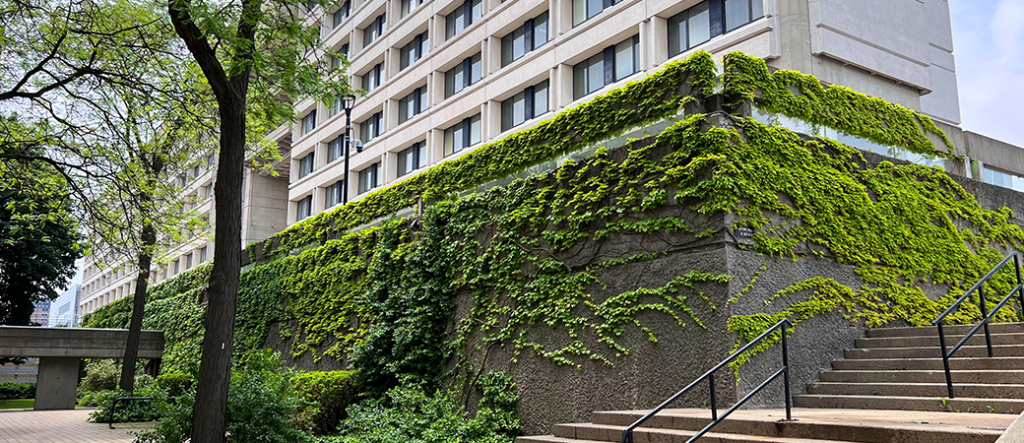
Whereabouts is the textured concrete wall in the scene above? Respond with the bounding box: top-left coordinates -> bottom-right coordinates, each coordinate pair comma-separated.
34,357 -> 79,410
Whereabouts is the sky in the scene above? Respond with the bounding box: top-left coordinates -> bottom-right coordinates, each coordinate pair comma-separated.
950,0 -> 1024,147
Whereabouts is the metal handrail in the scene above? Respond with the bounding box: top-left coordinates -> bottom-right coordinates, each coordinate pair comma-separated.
620,319 -> 793,443
108,396 -> 154,429
933,251 -> 1024,398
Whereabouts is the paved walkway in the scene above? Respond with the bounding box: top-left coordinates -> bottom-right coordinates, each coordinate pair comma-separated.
0,408 -> 150,442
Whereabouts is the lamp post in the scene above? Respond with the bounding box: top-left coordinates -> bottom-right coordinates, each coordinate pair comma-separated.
342,94 -> 357,204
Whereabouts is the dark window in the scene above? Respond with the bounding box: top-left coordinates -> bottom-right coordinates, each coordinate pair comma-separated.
501,80 -> 549,132
725,0 -> 762,32
361,62 -> 384,92
400,32 -> 429,70
331,44 -> 349,69
401,0 -> 426,17
443,114 -> 482,156
200,246 -> 208,263
573,0 -> 620,26
302,110 -> 317,134
668,0 -> 760,56
501,12 -> 549,67
328,136 -> 344,162
358,163 -> 380,193
363,13 -> 387,46
360,111 -> 384,143
186,253 -> 193,269
298,152 -> 315,178
333,1 -> 350,27
297,195 -> 313,220
325,180 -> 346,207
397,142 -> 427,177
398,86 -> 429,124
572,35 -> 639,100
445,0 -> 483,40
444,53 -> 482,98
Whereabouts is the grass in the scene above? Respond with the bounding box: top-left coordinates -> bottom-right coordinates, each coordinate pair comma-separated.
0,399 -> 34,410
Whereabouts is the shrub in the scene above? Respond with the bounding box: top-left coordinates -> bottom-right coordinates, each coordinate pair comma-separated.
88,385 -> 167,423
155,373 -> 194,398
136,350 -> 314,443
0,382 -> 35,400
292,371 -> 362,435
335,372 -> 520,443
81,359 -> 120,392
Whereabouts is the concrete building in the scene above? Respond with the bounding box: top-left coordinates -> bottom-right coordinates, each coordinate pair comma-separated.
274,0 -> 968,224
28,301 -> 49,326
80,156 -> 290,315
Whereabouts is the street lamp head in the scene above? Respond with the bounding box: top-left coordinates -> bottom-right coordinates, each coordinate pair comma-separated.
342,94 -> 357,112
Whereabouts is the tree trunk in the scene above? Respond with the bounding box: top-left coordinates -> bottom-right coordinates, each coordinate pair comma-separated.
119,220 -> 156,393
190,99 -> 246,443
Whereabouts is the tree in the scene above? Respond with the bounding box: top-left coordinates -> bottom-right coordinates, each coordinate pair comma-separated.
0,0 -> 213,391
0,156 -> 82,326
165,0 -> 348,439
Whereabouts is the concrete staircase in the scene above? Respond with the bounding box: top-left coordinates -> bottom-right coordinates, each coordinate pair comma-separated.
795,322 -> 1024,414
518,323 -> 1024,443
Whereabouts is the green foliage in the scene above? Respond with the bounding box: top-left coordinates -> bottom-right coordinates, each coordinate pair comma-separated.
0,382 -> 35,400
137,350 -> 314,443
155,373 -> 195,398
351,206 -> 455,392
81,360 -> 122,392
333,372 -> 520,443
721,52 -> 954,157
0,160 -> 82,325
292,371 -> 363,435
251,51 -> 719,259
88,385 -> 166,423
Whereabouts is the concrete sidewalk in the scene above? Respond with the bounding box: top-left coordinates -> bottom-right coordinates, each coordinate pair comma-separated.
0,408 -> 150,442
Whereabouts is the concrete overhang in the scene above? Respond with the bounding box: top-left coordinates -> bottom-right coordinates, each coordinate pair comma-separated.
0,326 -> 165,359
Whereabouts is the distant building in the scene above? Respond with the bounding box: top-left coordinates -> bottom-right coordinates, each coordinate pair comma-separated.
0,358 -> 38,383
48,284 -> 81,328
29,301 -> 49,326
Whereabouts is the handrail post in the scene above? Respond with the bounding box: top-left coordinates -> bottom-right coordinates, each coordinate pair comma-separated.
709,373 -> 717,421
979,285 -> 993,357
781,323 -> 792,421
937,324 -> 954,399
1016,254 -> 1023,321
108,398 -> 118,429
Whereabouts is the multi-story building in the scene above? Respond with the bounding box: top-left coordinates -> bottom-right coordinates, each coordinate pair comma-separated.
48,284 -> 81,327
80,156 -> 290,315
276,0 -> 964,223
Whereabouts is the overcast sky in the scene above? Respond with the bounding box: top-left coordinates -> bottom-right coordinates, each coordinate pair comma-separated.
950,0 -> 1024,147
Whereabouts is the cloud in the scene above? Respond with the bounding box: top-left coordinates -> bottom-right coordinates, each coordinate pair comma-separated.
952,0 -> 1024,147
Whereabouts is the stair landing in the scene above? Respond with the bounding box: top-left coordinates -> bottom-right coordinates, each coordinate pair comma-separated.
519,408 -> 1016,443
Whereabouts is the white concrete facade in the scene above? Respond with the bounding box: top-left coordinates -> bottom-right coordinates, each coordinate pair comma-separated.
278,0 -> 961,225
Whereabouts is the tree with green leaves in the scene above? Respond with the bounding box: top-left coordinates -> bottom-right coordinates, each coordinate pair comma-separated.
165,0 -> 349,439
0,0 -> 213,392
0,156 -> 82,326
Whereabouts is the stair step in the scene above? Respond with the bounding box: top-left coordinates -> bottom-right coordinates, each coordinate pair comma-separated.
856,333 -> 1024,349
819,370 -> 1024,385
517,437 -> 609,443
806,382 -> 1024,399
866,323 -> 1024,338
552,422 -> 859,443
845,345 -> 1024,359
793,394 -> 1024,414
585,409 -> 1010,443
832,357 -> 1024,371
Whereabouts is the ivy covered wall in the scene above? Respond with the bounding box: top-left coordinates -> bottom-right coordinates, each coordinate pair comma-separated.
83,52 -> 1024,433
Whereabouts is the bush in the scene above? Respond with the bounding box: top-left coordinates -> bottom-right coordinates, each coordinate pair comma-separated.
136,350 -> 314,443
292,371 -> 362,435
335,372 -> 520,443
0,382 -> 35,400
81,360 -> 120,392
155,373 -> 194,398
88,385 -> 167,423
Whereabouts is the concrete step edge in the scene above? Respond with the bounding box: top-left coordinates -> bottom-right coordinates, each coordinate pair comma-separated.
555,422 -> 867,443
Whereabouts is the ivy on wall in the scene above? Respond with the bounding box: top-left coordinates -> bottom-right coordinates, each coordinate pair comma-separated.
85,50 -> 1023,382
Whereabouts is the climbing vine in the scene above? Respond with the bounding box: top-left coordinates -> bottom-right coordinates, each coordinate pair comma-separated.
85,51 -> 1024,384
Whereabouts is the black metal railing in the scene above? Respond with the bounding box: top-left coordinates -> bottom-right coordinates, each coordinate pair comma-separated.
933,251 -> 1024,399
107,396 -> 154,429
620,319 -> 793,443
